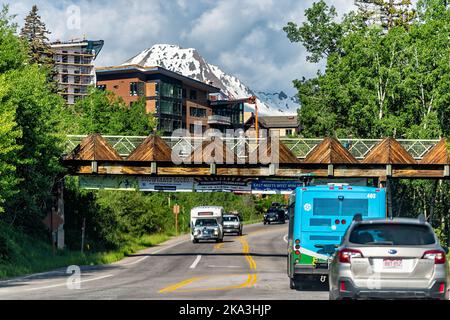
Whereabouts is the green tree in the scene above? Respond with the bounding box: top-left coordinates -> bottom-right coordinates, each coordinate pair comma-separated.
0,5 -> 27,73
69,88 -> 156,136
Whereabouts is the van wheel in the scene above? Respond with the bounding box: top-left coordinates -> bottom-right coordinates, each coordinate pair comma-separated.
193,239 -> 198,244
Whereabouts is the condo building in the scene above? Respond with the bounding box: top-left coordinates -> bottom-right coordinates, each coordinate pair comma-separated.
96,65 -> 245,135
51,39 -> 104,105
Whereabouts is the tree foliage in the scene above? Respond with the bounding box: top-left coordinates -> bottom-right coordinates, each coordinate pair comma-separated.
285,0 -> 450,139
68,88 -> 157,136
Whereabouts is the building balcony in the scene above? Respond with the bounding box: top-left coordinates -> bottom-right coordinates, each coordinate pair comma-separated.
208,115 -> 232,126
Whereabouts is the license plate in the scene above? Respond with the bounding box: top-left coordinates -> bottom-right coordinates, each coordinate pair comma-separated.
383,259 -> 403,269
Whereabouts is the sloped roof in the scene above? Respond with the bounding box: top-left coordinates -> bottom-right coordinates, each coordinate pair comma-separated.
304,137 -> 359,164
64,134 -> 122,161
420,138 -> 450,165
362,138 -> 417,165
249,139 -> 300,164
127,135 -> 174,162
188,137 -> 237,164
245,115 -> 299,129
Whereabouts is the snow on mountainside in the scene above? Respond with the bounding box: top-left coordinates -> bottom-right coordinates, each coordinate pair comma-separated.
122,44 -> 299,116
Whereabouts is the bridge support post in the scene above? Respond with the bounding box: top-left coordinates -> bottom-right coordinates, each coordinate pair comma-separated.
210,163 -> 217,175
151,162 -> 157,175
327,164 -> 334,177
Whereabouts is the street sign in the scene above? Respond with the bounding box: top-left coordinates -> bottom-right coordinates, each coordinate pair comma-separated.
194,177 -> 252,193
42,212 -> 64,231
79,176 -> 138,190
173,204 -> 180,215
251,180 -> 303,194
139,177 -> 194,192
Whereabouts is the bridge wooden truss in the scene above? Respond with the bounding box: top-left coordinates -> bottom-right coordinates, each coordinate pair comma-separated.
63,134 -> 450,181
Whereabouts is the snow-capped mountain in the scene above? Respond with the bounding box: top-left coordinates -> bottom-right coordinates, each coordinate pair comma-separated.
122,44 -> 299,116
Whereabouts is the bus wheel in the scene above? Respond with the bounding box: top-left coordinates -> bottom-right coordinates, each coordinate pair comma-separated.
290,278 -> 296,290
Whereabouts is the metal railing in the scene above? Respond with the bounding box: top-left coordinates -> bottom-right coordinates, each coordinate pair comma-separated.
65,135 -> 440,160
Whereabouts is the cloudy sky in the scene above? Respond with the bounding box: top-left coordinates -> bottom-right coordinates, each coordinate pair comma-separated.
5,0 -> 356,95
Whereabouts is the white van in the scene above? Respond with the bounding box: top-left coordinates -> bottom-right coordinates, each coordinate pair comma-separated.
190,206 -> 224,243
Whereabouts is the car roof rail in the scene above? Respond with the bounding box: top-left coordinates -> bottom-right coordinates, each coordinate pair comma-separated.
418,214 -> 426,223
353,214 -> 363,222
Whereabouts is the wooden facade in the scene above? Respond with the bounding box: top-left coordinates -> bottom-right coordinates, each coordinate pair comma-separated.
62,135 -> 450,180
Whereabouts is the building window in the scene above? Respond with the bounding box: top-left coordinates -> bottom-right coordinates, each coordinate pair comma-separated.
182,88 -> 187,99
190,107 -> 207,118
97,84 -> 106,91
130,82 -> 139,96
74,76 -> 80,84
74,56 -> 81,64
286,129 -> 293,136
189,90 -> 197,100
62,56 -> 68,63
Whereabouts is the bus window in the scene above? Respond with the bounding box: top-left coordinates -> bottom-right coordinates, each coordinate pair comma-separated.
342,199 -> 368,216
313,198 -> 340,216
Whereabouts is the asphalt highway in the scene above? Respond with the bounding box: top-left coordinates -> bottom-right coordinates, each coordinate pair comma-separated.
0,223 -> 328,300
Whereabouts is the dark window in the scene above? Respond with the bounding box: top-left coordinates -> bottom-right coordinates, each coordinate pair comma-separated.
62,75 -> 69,83
349,224 -> 436,246
74,76 -> 80,84
310,235 -> 340,241
190,107 -> 207,118
189,89 -> 197,100
74,56 -> 81,64
97,85 -> 106,91
182,88 -> 187,98
313,199 -> 340,216
130,82 -> 139,96
309,219 -> 331,227
342,199 -> 368,217
62,56 -> 68,63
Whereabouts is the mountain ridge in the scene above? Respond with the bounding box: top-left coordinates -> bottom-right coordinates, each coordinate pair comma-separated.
122,44 -> 299,116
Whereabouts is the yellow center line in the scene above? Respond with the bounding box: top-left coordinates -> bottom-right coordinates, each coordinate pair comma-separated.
158,235 -> 258,294
214,243 -> 224,250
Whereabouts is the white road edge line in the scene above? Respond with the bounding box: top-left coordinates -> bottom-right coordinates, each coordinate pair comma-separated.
190,255 -> 202,269
283,234 -> 288,243
24,274 -> 114,292
122,239 -> 188,266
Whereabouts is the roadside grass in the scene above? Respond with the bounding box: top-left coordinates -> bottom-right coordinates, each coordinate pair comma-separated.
0,222 -> 175,280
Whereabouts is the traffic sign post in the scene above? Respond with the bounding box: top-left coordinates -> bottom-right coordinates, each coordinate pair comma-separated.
173,204 -> 180,236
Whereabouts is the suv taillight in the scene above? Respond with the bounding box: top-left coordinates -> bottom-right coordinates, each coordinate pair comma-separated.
422,250 -> 446,264
339,249 -> 363,263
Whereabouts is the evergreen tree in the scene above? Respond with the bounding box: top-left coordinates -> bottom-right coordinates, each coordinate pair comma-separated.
19,5 -> 56,86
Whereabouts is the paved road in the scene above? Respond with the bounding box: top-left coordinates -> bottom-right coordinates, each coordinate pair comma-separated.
0,223 -> 328,300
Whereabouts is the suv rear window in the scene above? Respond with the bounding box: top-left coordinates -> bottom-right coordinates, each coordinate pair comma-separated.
349,224 -> 436,245
224,216 -> 238,222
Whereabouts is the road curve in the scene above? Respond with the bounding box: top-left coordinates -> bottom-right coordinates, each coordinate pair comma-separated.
0,223 -> 328,300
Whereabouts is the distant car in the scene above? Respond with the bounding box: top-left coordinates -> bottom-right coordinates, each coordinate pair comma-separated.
263,208 -> 286,225
223,215 -> 243,236
329,218 -> 450,300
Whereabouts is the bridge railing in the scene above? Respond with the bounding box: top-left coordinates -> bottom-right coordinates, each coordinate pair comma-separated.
65,135 -> 440,160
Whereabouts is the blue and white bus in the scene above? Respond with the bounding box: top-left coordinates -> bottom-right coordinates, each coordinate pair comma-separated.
287,184 -> 386,289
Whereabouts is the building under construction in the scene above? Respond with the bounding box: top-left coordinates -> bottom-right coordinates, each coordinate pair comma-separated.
51,39 -> 104,105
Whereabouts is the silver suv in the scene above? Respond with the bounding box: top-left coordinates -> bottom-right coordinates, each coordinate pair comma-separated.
223,215 -> 243,236
329,218 -> 449,300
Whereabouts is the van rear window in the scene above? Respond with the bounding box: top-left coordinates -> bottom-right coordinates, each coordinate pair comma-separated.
349,224 -> 436,245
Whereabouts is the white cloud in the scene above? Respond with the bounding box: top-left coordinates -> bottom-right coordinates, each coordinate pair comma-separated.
5,0 -> 356,94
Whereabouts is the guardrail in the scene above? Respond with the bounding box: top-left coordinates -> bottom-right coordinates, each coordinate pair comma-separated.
65,135 -> 440,160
